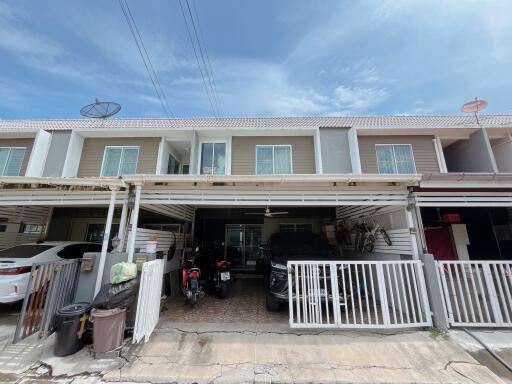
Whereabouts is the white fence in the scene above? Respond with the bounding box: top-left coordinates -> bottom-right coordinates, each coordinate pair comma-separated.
288,260 -> 431,329
133,259 -> 164,343
437,260 -> 512,327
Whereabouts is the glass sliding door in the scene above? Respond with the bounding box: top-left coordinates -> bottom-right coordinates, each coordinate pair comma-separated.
225,224 -> 262,270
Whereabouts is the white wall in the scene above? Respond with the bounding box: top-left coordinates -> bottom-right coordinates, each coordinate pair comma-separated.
348,128 -> 362,174
444,128 -> 497,172
62,132 -> 84,177
25,130 -> 52,177
492,134 -> 512,172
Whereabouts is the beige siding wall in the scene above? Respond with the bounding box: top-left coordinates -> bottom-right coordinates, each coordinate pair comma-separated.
358,135 -> 439,173
77,138 -> 160,177
231,136 -> 316,175
0,138 -> 34,176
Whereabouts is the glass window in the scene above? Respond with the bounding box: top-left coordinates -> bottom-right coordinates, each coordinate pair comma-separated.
0,147 -> 26,176
143,223 -> 181,232
167,154 -> 181,174
57,244 -> 102,259
20,224 -> 43,234
256,145 -> 292,175
376,144 -> 416,174
181,164 -> 190,174
256,146 -> 273,175
101,147 -> 139,176
279,223 -> 313,232
201,142 -> 226,175
85,223 -> 120,243
0,245 -> 55,258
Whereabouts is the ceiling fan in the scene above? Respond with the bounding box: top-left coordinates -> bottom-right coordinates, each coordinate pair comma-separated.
245,206 -> 289,218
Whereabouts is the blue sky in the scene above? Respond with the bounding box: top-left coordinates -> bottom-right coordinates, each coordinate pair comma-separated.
0,0 -> 511,118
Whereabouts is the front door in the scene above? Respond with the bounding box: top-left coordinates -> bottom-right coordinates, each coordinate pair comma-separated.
225,224 -> 262,270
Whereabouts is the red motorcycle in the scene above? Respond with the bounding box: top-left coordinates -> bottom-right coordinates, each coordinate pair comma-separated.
181,247 -> 203,306
213,260 -> 231,298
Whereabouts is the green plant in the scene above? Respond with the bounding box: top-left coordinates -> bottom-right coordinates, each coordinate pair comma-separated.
426,325 -> 448,338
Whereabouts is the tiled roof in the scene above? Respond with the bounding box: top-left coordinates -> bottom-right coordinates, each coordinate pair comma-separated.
0,115 -> 512,132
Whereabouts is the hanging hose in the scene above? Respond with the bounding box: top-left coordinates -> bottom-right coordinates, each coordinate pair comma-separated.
462,328 -> 512,373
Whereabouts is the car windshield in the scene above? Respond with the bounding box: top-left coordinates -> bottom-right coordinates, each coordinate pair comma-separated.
0,245 -> 55,259
269,232 -> 331,259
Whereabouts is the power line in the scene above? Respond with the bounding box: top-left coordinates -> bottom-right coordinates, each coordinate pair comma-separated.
122,0 -> 174,117
178,0 -> 218,116
118,0 -> 174,117
190,0 -> 218,100
185,0 -> 219,113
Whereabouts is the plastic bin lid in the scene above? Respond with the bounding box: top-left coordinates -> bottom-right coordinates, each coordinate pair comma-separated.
57,302 -> 91,316
91,307 -> 126,319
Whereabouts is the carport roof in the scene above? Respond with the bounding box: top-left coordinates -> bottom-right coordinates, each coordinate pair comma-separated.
1,115 -> 512,132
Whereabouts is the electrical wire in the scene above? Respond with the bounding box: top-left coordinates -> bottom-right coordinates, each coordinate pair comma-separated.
178,0 -> 218,116
118,0 -> 174,117
185,0 -> 219,113
190,0 -> 218,107
122,0 -> 174,117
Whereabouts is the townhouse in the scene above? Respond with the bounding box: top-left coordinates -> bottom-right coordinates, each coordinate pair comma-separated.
0,116 -> 511,266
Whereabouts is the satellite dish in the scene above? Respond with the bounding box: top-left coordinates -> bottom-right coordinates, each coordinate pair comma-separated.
460,97 -> 488,125
80,99 -> 121,119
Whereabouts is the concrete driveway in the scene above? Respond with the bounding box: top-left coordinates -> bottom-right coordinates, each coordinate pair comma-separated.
0,284 -> 510,384
103,322 -> 506,384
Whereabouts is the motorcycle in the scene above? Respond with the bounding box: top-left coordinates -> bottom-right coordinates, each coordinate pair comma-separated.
213,259 -> 231,298
181,247 -> 204,306
195,243 -> 232,299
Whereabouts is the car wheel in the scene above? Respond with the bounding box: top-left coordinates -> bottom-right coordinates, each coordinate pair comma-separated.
266,292 -> 280,311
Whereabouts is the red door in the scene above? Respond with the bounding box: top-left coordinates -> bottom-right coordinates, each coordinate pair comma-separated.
424,227 -> 457,261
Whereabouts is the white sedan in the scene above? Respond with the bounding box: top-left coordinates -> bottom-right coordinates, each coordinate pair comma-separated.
0,242 -> 103,304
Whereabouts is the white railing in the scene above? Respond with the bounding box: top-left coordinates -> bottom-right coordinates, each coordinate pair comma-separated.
133,259 -> 164,343
288,260 -> 431,329
437,260 -> 512,327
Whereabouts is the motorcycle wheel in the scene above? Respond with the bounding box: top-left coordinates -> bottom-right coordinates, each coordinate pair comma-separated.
218,281 -> 230,299
190,292 -> 197,307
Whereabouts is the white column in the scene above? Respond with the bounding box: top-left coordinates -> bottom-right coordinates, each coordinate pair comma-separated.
26,129 -> 51,177
94,188 -> 117,297
314,128 -> 323,174
348,127 -> 362,174
116,199 -> 129,252
433,136 -> 448,173
406,208 -> 420,260
127,184 -> 142,263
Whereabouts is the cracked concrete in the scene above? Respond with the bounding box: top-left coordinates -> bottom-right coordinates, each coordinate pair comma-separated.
101,322 -> 505,383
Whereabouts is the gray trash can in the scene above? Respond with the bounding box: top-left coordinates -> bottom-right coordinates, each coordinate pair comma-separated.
90,308 -> 126,354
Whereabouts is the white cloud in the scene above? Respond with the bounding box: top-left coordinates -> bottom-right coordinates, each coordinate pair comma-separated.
333,86 -> 387,111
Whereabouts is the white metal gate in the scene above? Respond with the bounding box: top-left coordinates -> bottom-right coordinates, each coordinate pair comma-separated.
133,259 -> 164,343
437,260 -> 512,327
288,261 -> 431,329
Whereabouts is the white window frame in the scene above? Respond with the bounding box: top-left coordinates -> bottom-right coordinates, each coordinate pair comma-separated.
100,146 -> 140,177
375,144 -> 416,174
198,140 -> 228,175
21,223 -> 43,234
0,147 -> 26,176
255,144 -> 293,175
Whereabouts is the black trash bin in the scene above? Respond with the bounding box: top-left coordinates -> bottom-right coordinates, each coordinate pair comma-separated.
54,302 -> 91,357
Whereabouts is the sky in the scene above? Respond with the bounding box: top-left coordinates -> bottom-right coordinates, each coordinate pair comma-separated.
0,0 -> 511,119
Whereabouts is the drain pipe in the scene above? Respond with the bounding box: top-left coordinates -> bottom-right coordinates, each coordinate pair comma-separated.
462,328 -> 512,373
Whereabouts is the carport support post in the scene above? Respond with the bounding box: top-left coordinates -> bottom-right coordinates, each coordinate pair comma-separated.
127,184 -> 142,263
116,199 -> 129,252
94,187 -> 117,297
